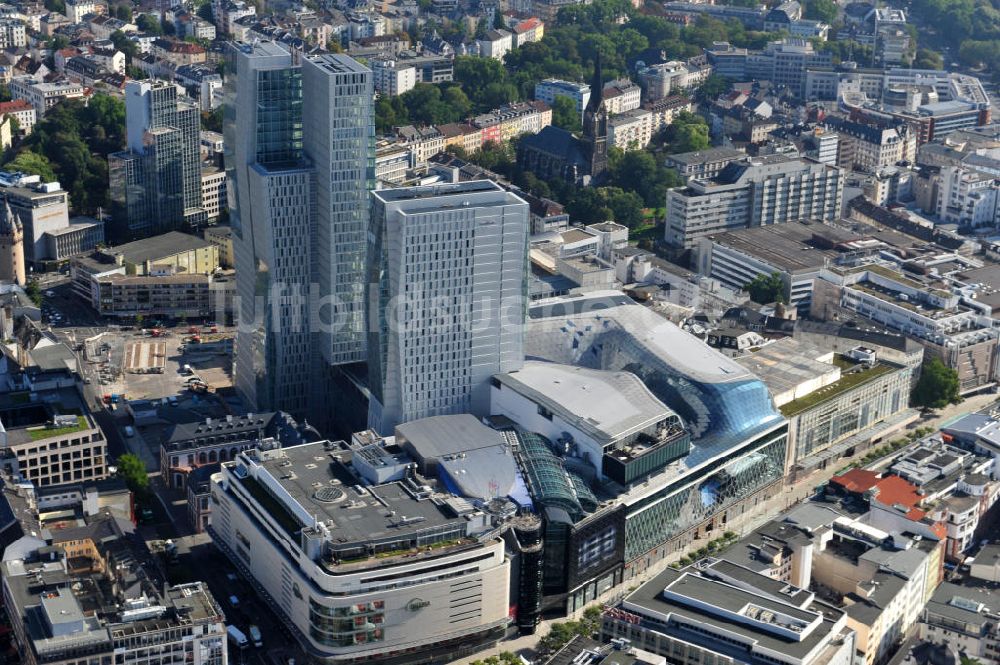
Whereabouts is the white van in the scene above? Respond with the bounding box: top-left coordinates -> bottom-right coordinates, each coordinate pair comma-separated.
248,625 -> 262,648
227,625 -> 248,650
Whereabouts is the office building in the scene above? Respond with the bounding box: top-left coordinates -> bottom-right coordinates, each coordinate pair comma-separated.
0,173 -> 70,266
919,581 -> 1000,661
0,386 -> 106,488
302,53 -> 374,367
736,339 -> 915,477
695,221 -> 878,312
209,441 -> 510,663
226,41 -> 313,417
664,146 -> 745,183
367,181 -> 528,433
8,78 -> 84,118
108,80 -> 205,239
665,155 -> 843,249
159,411 -> 304,489
602,558 -> 856,665
203,225 -> 233,268
534,78 -> 591,121
811,263 -> 1000,394
42,219 -> 104,262
200,168 -> 227,221
227,42 -> 373,419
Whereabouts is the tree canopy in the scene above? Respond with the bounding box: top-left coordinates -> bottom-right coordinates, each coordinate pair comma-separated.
662,111 -> 710,153
803,0 -> 838,24
911,357 -> 961,409
6,95 -> 126,214
4,150 -> 57,182
116,453 -> 150,496
913,48 -> 944,70
550,95 -> 581,132
744,272 -> 786,304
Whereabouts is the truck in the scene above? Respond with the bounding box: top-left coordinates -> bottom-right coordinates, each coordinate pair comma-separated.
248,625 -> 262,648
227,625 -> 248,650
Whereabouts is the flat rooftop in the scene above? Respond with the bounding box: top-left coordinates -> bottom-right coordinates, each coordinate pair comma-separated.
736,338 -> 839,404
707,221 -> 865,273
527,290 -> 764,386
0,387 -> 93,447
373,179 -> 502,202
495,361 -> 674,445
306,52 -> 372,74
779,355 -> 897,417
107,231 -> 213,266
622,560 -> 847,661
238,442 -> 464,547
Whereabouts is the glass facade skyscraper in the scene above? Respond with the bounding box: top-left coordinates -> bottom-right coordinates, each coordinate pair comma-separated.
226,42 -> 373,420
108,80 -> 205,239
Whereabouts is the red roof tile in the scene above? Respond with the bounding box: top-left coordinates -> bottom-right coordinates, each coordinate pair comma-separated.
871,475 -> 922,510
830,468 -> 879,493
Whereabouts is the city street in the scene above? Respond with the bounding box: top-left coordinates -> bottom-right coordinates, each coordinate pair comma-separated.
450,392 -> 1000,665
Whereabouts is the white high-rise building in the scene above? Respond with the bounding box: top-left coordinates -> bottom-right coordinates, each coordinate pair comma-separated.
367,181 -> 529,433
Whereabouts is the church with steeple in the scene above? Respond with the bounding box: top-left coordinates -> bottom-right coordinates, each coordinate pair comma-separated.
0,198 -> 25,286
517,56 -> 609,185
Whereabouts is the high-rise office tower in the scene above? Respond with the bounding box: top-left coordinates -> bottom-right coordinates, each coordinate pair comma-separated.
302,55 -> 374,365
108,80 -> 205,239
226,42 -> 374,419
367,181 -> 529,433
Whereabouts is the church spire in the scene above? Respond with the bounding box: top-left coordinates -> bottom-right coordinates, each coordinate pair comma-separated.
586,53 -> 604,114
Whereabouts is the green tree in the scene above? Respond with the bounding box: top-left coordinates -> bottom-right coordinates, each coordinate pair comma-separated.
607,149 -> 680,207
4,150 -> 57,182
744,272 -> 785,304
24,279 -> 42,306
9,95 -> 126,213
201,107 -> 223,132
197,2 -> 214,22
803,0 -> 838,24
913,48 -> 944,69
136,14 -> 163,35
44,0 -> 65,13
550,95 -> 581,132
664,111 -> 710,153
696,74 -> 731,102
912,357 -> 961,409
116,453 -> 150,496
115,4 -> 132,21
0,83 -> 11,102
375,95 -> 408,134
111,30 -> 139,64
470,141 -> 515,176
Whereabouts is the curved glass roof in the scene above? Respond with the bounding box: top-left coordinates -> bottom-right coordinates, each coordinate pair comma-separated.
514,430 -> 584,518
526,291 -> 784,451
